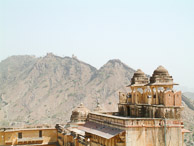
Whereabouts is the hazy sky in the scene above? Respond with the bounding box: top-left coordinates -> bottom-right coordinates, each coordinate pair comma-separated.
0,0 -> 194,90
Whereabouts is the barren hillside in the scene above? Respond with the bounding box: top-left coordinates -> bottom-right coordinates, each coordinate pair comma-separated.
0,54 -> 135,126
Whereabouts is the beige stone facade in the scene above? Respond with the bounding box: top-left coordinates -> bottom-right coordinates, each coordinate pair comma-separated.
118,66 -> 183,119
0,126 -> 58,146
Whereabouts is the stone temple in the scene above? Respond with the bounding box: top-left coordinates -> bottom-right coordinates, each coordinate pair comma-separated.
0,66 -> 190,146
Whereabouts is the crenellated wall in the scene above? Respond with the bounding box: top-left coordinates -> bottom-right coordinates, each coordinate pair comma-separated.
119,90 -> 182,107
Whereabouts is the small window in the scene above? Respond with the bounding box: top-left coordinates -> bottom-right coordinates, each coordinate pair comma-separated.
39,130 -> 42,138
18,132 -> 22,139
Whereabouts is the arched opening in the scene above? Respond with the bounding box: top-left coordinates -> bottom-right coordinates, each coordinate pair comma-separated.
127,106 -> 130,117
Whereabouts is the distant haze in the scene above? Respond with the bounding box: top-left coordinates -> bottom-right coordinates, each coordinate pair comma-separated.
0,0 -> 194,90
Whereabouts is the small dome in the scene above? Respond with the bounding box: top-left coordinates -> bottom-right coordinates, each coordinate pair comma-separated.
129,69 -> 149,86
150,66 -> 174,84
153,66 -> 169,74
133,69 -> 145,76
70,103 -> 90,123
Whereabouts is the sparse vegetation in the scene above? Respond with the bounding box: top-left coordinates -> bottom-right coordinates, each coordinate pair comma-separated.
43,85 -> 48,88
68,93 -> 77,97
58,90 -> 63,93
51,115 -> 57,118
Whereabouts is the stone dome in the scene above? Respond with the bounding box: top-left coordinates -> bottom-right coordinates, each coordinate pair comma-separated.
129,69 -> 149,86
149,66 -> 174,85
153,66 -> 169,75
70,103 -> 90,123
134,69 -> 145,76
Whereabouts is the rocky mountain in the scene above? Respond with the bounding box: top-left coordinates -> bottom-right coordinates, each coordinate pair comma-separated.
0,54 -> 193,145
0,53 -> 135,126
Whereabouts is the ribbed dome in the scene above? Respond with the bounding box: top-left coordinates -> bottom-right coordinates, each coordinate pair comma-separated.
70,103 -> 90,123
150,66 -> 174,85
133,69 -> 145,76
129,69 -> 149,86
153,66 -> 169,75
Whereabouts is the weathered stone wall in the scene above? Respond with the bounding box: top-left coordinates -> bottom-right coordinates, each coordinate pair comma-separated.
118,104 -> 182,119
164,91 -> 174,106
164,91 -> 182,107
125,126 -> 183,146
174,91 -> 182,106
119,90 -> 182,108
2,128 -> 57,145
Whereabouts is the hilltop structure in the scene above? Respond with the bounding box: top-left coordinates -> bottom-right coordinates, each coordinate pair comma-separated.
0,66 -> 190,146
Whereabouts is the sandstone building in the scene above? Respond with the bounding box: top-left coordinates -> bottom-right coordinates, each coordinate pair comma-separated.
57,66 -> 189,146
0,125 -> 57,146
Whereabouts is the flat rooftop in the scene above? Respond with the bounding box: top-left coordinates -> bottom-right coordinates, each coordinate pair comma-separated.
0,127 -> 56,132
90,112 -> 163,120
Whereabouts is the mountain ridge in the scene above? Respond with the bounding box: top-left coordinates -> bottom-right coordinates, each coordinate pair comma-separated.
0,54 -> 135,126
